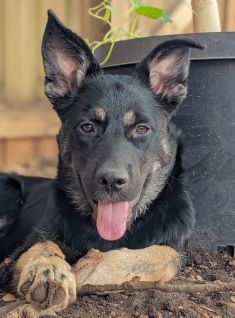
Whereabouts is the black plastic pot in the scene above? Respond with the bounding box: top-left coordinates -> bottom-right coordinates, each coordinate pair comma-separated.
95,33 -> 235,255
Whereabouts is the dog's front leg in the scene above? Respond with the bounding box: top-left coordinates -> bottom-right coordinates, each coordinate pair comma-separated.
7,241 -> 76,317
75,245 -> 182,287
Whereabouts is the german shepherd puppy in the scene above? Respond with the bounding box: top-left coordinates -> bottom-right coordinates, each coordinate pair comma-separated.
0,10 -> 202,316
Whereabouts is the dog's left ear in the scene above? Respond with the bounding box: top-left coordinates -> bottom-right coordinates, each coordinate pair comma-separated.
135,39 -> 203,114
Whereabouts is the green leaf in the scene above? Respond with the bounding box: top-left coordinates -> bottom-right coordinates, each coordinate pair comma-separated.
160,13 -> 172,23
134,6 -> 164,19
103,8 -> 111,21
131,0 -> 144,8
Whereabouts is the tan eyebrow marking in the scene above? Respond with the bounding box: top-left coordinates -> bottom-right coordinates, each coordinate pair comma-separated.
122,111 -> 136,126
95,108 -> 106,121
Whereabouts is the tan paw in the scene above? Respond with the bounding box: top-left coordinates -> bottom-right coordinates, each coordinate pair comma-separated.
16,255 -> 76,313
5,303 -> 57,318
6,304 -> 35,318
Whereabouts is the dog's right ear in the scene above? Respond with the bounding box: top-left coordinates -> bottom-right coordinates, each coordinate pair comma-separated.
42,10 -> 101,113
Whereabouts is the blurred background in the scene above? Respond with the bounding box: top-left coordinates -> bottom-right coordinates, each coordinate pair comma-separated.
0,0 -> 235,177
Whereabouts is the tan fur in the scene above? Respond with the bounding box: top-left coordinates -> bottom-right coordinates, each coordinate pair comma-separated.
95,107 -> 106,121
7,244 -> 180,317
161,139 -> 170,156
122,111 -> 136,126
14,241 -> 76,317
75,245 -> 181,287
16,241 -> 64,272
152,161 -> 161,173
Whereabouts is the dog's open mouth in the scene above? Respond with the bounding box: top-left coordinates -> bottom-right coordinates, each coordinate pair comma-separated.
96,201 -> 130,241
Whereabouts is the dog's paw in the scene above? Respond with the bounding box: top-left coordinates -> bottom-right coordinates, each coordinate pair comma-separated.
16,255 -> 76,313
5,304 -> 35,318
5,303 -> 57,318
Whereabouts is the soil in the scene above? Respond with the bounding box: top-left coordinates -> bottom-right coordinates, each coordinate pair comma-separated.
0,248 -> 234,318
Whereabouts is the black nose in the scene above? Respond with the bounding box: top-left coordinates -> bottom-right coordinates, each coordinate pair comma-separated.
96,168 -> 129,191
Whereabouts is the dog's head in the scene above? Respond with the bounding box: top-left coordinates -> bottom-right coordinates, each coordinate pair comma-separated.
42,10 -> 202,241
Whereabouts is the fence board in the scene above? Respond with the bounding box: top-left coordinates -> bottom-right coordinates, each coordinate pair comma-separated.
0,1 -> 3,102
111,0 -> 131,39
36,137 -> 58,161
3,0 -> 38,105
222,0 -> 235,31
1,0 -> 105,105
3,139 -> 36,165
0,141 -> 3,166
0,105 -> 60,139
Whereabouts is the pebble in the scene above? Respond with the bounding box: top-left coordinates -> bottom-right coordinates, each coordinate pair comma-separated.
196,275 -> 204,281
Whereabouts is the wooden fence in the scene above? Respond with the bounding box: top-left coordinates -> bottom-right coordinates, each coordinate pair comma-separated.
0,0 -> 104,171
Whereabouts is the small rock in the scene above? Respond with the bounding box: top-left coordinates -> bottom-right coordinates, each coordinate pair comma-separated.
200,265 -> 209,269
209,261 -> 218,268
196,275 -> 204,281
2,293 -> 16,302
178,306 -> 184,310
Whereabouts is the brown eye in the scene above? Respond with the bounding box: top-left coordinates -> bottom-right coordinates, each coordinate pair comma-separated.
135,125 -> 150,135
80,123 -> 95,133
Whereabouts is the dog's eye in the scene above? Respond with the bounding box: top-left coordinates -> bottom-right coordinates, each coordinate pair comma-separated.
80,123 -> 95,133
135,125 -> 150,135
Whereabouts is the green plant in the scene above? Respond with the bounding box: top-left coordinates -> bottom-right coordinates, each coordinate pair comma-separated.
87,0 -> 171,64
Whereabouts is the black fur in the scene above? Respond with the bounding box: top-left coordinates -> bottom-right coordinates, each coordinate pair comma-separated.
0,10 -> 202,292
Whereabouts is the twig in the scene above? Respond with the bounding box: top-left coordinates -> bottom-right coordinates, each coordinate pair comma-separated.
1,281 -> 234,317
78,281 -> 235,296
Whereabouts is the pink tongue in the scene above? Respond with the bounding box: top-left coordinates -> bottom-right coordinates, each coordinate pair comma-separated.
96,201 -> 129,241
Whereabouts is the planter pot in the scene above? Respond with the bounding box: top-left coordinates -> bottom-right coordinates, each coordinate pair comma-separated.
95,33 -> 235,254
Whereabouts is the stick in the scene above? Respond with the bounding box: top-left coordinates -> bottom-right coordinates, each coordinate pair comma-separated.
0,281 -> 234,317
78,281 -> 235,295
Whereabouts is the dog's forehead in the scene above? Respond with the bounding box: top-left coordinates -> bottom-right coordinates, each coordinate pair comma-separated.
78,74 -> 161,121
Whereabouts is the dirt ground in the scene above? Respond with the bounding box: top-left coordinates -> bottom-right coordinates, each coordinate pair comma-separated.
0,248 -> 234,318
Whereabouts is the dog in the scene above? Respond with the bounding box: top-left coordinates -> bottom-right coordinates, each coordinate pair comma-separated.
0,9 -> 202,317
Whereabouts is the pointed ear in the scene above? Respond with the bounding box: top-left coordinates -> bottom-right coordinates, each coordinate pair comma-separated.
135,39 -> 203,114
42,10 -> 102,112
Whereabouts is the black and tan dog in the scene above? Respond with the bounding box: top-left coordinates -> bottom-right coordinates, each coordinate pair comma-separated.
0,10 -> 202,317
